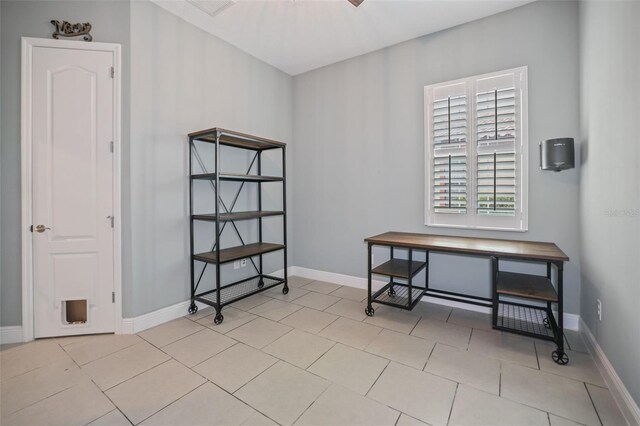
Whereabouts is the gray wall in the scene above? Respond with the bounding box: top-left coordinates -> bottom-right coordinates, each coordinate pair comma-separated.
579,0 -> 640,405
128,1 -> 293,317
0,0 -> 292,324
292,0 -> 583,314
0,0 -> 132,326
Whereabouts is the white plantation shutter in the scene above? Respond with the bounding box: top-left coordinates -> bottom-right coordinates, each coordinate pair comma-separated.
432,93 -> 468,213
426,82 -> 470,227
425,67 -> 528,231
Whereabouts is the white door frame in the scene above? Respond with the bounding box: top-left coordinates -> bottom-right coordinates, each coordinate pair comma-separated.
21,37 -> 123,342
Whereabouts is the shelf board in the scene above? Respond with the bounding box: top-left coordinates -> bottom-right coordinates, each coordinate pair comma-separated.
193,242 -> 285,265
191,173 -> 283,182
189,127 -> 286,151
496,271 -> 558,302
193,211 -> 284,222
372,259 -> 426,279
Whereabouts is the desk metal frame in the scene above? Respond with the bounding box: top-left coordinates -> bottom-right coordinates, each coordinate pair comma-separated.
365,232 -> 569,365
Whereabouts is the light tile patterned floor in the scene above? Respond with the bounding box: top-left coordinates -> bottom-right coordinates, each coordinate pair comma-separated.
0,276 -> 626,425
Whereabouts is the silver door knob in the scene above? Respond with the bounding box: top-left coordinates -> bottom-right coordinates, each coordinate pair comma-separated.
34,225 -> 51,233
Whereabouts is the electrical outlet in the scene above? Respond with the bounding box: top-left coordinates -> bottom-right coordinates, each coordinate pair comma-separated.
233,261 -> 240,270
240,259 -> 247,268
597,299 -> 602,321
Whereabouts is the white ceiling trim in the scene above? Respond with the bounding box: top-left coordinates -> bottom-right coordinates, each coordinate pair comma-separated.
151,0 -> 534,76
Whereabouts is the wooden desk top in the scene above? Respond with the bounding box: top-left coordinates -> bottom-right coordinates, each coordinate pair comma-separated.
365,232 -> 569,262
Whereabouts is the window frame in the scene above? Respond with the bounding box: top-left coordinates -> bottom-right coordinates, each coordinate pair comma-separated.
424,66 -> 529,232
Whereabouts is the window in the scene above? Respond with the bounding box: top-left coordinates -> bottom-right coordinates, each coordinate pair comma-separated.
425,67 -> 528,231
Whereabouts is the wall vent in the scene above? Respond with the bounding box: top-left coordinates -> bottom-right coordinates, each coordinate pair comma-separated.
187,0 -> 236,17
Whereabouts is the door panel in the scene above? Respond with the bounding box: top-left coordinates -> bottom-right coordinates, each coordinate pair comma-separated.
32,46 -> 115,338
50,66 -> 98,239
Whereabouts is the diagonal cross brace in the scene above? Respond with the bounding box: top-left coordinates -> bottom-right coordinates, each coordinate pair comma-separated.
192,146 -> 261,292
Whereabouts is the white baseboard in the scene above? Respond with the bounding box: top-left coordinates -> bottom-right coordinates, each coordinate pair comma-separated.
121,300 -> 208,334
290,266 -> 580,331
0,326 -> 24,345
581,319 -> 640,426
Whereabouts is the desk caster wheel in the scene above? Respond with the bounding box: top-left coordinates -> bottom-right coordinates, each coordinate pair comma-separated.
188,303 -> 198,315
365,306 -> 375,317
388,288 -> 396,297
214,314 -> 224,325
552,350 -> 569,365
543,317 -> 551,329
282,286 -> 289,295
257,279 -> 264,289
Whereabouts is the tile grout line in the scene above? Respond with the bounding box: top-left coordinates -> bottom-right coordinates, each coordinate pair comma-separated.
289,382 -> 333,425
364,360 -> 390,398
303,340 -> 338,372
499,362 -> 502,396
446,383 -> 459,426
392,411 -> 402,426
101,358 -> 174,393
88,408 -> 133,426
133,381 -> 209,425
584,381 -> 605,426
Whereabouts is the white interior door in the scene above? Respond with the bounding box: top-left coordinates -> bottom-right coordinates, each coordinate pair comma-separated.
30,43 -> 116,338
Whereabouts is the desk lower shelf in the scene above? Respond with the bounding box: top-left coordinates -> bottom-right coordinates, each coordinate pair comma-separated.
495,301 -> 557,340
496,271 -> 558,302
370,281 -> 426,311
371,259 -> 426,279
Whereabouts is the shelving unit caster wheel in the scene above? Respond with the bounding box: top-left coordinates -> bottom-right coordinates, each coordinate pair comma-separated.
365,306 -> 375,317
282,286 -> 289,295
257,279 -> 264,289
388,287 -> 396,297
214,314 -> 224,325
552,350 -> 569,365
543,317 -> 551,329
188,302 -> 198,315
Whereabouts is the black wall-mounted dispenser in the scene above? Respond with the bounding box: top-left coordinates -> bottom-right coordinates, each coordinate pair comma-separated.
539,138 -> 575,171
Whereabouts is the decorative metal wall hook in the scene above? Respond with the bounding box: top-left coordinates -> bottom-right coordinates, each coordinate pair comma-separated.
51,20 -> 93,42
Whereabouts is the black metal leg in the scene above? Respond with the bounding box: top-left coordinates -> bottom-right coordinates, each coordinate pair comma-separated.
552,261 -> 568,365
425,250 -> 430,291
408,248 -> 413,306
365,243 -> 374,317
491,256 -> 499,327
388,246 -> 396,297
281,146 -> 289,294
544,262 -> 552,328
188,137 -> 196,315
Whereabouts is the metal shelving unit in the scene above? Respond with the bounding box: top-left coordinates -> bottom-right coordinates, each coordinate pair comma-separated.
188,128 -> 288,325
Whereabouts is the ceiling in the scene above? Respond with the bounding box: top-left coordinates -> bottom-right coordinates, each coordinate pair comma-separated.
152,0 -> 534,76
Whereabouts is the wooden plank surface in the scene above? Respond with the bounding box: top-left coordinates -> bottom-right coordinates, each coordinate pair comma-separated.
192,211 -> 284,222
496,271 -> 558,302
188,127 -> 286,150
365,232 -> 569,261
371,259 -> 426,279
193,243 -> 285,264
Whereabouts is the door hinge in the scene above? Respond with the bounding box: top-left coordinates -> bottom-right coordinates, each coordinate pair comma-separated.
110,66 -> 115,78
112,292 -> 115,303
30,225 -> 33,232
108,215 -> 114,228
110,141 -> 114,153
